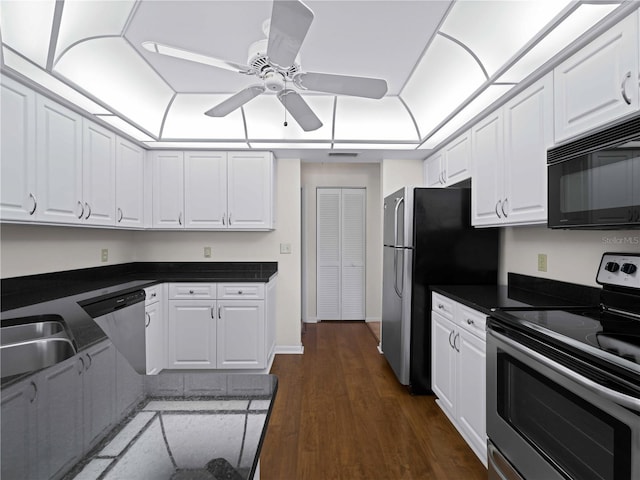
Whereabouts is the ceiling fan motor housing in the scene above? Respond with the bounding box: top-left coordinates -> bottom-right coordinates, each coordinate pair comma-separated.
247,39 -> 300,82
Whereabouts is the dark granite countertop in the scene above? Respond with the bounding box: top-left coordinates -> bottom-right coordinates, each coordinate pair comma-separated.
431,273 -> 601,315
65,372 -> 278,480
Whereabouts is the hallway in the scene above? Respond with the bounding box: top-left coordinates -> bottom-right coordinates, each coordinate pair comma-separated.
261,322 -> 486,479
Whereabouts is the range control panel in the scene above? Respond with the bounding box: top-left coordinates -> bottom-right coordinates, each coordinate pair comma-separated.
597,253 -> 640,289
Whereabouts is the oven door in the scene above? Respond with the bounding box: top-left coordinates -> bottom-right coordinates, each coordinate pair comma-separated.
487,327 -> 640,480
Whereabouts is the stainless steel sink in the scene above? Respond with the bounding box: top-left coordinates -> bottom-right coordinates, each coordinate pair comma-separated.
1,318 -> 65,345
1,316 -> 77,379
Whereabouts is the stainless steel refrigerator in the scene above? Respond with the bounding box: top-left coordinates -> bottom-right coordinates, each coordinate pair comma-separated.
382,187 -> 498,394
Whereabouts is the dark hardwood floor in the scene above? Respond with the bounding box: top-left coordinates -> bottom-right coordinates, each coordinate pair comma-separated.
261,322 -> 487,479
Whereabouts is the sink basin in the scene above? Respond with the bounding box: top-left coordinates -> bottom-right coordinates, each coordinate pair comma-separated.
1,338 -> 77,378
1,319 -> 65,345
1,316 -> 77,379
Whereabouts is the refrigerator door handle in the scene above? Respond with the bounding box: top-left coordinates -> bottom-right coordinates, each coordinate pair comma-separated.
393,249 -> 401,297
393,196 -> 404,247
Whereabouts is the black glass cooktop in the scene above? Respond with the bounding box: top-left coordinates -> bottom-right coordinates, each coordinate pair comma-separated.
494,307 -> 640,372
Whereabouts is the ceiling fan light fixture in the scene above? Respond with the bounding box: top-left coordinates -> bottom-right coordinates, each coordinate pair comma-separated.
264,70 -> 286,92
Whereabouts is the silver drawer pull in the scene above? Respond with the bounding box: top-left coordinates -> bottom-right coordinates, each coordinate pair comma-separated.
189,290 -> 194,294
621,71 -> 632,105
438,303 -> 445,310
238,290 -> 243,295
29,193 -> 37,215
466,318 -> 474,325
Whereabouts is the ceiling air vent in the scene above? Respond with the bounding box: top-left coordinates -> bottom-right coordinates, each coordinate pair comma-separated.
328,152 -> 359,157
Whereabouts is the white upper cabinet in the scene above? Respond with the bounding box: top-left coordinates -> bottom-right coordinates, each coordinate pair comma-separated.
503,73 -> 553,225
554,11 -> 639,143
184,152 -> 227,229
115,137 -> 145,228
82,120 -> 116,226
152,151 -> 184,228
36,96 -> 84,224
473,74 -> 552,226
424,132 -> 471,188
1,76 -> 37,221
227,152 -> 275,230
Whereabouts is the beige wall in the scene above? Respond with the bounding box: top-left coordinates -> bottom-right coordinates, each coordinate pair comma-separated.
0,224 -> 135,278
0,158 -> 302,349
381,159 -> 424,196
301,162 -> 382,322
500,226 -> 640,286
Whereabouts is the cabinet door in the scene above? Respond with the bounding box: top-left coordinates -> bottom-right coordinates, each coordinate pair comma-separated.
1,76 -> 37,221
424,153 -> 444,188
36,96 -> 83,224
168,300 -> 217,368
503,74 -> 553,225
217,300 -> 265,369
265,277 -> 277,363
83,340 -> 116,450
227,152 -> 274,229
554,12 -> 639,142
152,151 -> 184,228
457,328 -> 487,465
431,311 -> 456,415
37,355 -> 84,480
1,376 -> 38,479
184,151 -> 227,228
82,120 -> 116,226
145,301 -> 165,374
115,137 -> 145,227
115,350 -> 144,417
472,111 -> 503,226
444,132 -> 471,186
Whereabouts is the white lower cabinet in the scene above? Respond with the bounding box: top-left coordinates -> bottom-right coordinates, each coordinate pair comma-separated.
217,300 -> 265,369
432,293 -> 487,467
167,280 -> 276,370
145,284 -> 165,374
168,299 -> 217,368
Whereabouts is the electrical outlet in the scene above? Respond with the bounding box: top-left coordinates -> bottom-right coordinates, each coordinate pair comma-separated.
101,248 -> 109,263
280,243 -> 292,254
204,246 -> 212,258
537,253 -> 547,272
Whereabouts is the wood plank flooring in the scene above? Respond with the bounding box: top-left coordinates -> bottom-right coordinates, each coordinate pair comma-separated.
260,322 -> 487,480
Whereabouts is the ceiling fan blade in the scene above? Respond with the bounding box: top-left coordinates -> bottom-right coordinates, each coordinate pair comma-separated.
277,89 -> 322,132
294,72 -> 388,99
267,0 -> 314,69
142,41 -> 250,73
205,85 -> 266,117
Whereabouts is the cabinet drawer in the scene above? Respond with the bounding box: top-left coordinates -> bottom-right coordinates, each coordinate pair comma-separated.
432,292 -> 454,319
217,283 -> 264,300
168,283 -> 216,299
144,285 -> 161,305
457,305 -> 487,339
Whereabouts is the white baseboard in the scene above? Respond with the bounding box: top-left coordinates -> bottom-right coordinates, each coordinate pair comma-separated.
366,317 -> 381,323
304,317 -> 318,323
377,344 -> 383,354
274,345 -> 304,355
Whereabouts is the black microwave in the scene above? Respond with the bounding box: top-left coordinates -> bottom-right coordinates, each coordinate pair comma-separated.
547,115 -> 640,229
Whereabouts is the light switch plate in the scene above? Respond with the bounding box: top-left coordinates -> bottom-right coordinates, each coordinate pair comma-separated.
101,248 -> 109,262
204,246 -> 212,258
280,243 -> 292,254
537,253 -> 547,272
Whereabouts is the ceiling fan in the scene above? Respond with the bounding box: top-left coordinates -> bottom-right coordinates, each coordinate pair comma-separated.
142,0 -> 388,132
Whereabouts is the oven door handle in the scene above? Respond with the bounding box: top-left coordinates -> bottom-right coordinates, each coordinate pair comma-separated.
490,329 -> 640,413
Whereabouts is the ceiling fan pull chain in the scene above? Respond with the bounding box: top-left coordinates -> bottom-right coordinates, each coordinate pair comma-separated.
283,78 -> 288,127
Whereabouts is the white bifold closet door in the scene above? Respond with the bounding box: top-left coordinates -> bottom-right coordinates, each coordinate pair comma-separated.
317,188 -> 365,320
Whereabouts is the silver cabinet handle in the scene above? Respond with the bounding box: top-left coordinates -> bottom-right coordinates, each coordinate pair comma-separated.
178,212 -> 182,225
85,353 -> 92,371
117,207 -> 124,223
448,330 -> 455,349
77,357 -> 85,374
85,202 -> 91,219
237,290 -> 243,295
189,289 -> 194,294
145,312 -> 151,327
438,303 -> 445,310
466,318 -> 474,325
495,200 -> 502,218
621,71 -> 632,105
218,306 -> 221,319
151,292 -> 157,298
28,193 -> 37,215
453,333 -> 460,352
228,213 -> 232,225
29,381 -> 38,403
501,198 -> 508,218
77,201 -> 85,219
210,307 -> 214,319
222,213 -> 226,226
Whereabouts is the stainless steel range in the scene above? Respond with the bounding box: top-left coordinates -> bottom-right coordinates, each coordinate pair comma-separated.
487,252 -> 640,480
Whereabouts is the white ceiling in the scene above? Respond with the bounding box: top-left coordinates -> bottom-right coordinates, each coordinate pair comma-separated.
0,0 -> 627,161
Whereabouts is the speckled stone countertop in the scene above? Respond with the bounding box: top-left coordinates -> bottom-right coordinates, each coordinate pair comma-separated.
64,372 -> 278,480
